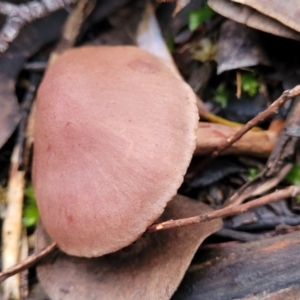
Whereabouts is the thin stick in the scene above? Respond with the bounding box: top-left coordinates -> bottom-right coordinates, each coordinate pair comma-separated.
221,85 -> 300,152
1,186 -> 300,283
197,85 -> 300,170
0,243 -> 57,283
147,185 -> 300,233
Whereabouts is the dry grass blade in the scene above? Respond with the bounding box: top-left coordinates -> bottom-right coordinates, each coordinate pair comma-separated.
1,145 -> 25,299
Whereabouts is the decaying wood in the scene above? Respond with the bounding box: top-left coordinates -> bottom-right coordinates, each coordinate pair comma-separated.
0,0 -> 78,55
173,230 -> 300,299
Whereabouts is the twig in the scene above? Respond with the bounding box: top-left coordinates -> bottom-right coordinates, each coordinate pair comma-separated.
0,243 -> 57,283
147,185 -> 300,233
1,186 -> 300,283
213,85 -> 300,156
196,85 -> 300,171
1,143 -> 25,300
0,0 -> 78,56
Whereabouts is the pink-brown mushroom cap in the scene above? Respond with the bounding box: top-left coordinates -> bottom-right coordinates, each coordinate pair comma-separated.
33,46 -> 198,257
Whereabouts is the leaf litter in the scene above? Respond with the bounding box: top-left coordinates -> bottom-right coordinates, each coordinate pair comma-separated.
1,0 -> 300,299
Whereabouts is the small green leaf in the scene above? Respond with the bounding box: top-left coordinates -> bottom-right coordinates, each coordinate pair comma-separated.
214,84 -> 229,108
248,167 -> 259,181
23,184 -> 39,227
188,4 -> 215,31
166,37 -> 175,54
240,72 -> 259,97
285,163 -> 300,186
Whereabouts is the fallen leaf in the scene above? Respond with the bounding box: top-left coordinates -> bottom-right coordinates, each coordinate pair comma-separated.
36,195 -> 222,300
208,0 -> 300,41
232,0 -> 300,33
216,20 -> 270,74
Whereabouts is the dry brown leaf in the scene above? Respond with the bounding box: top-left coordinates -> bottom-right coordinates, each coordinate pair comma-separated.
36,195 -> 222,300
195,122 -> 277,158
208,0 -> 300,41
232,0 -> 300,33
216,20 -> 270,73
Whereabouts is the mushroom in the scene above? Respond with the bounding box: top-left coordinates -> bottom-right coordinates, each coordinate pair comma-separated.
33,46 -> 198,257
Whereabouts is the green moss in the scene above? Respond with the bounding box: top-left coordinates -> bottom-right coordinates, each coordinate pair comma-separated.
214,84 -> 229,108
285,163 -> 300,186
247,167 -> 259,181
188,4 -> 215,31
23,184 -> 39,227
240,72 -> 259,97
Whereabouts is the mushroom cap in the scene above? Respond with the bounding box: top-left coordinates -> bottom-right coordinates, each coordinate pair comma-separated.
33,46 -> 198,257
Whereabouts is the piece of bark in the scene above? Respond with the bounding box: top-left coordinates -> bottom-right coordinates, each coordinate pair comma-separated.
173,231 -> 300,299
36,195 -> 222,300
